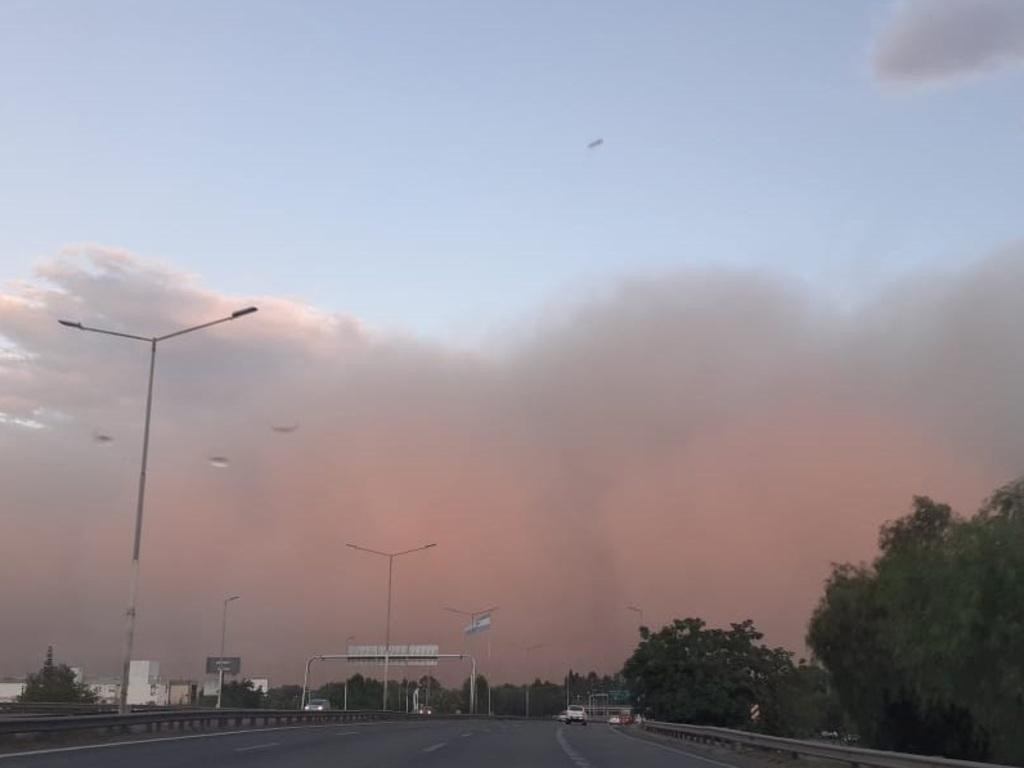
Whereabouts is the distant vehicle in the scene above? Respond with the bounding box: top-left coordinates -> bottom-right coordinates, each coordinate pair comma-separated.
303,698 -> 330,711
608,714 -> 621,724
418,707 -> 433,715
566,704 -> 587,725
557,710 -> 568,723
619,712 -> 634,725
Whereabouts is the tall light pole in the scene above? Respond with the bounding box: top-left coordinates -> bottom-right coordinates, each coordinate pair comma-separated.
627,604 -> 644,628
59,306 -> 258,714
346,542 -> 436,710
522,643 -> 543,717
444,605 -> 497,715
216,594 -> 240,708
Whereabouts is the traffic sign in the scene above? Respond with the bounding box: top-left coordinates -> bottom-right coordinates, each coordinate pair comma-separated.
205,656 -> 241,675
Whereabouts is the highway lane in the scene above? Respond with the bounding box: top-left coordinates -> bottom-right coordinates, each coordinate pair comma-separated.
0,718 -> 738,767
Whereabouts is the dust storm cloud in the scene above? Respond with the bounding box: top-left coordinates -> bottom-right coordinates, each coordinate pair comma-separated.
1,247 -> 1021,683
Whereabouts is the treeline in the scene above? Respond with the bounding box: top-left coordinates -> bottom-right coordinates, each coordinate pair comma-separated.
624,477 -> 1024,765
808,478 -> 1024,763
252,671 -> 618,716
622,618 -> 843,738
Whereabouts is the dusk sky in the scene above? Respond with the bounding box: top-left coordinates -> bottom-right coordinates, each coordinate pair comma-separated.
2,1 -> 1023,687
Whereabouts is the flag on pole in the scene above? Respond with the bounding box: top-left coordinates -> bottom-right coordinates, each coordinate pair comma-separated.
465,612 -> 492,635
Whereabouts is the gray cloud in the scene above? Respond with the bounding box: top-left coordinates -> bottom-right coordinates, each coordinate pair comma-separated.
1,247 -> 1022,686
873,0 -> 1024,82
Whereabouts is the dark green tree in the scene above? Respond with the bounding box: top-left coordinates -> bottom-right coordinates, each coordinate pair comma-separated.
265,684 -> 302,709
807,484 -> 1024,762
315,674 -> 382,711
461,674 -> 488,714
623,618 -> 795,727
219,679 -> 265,708
757,658 -> 846,738
19,646 -> 97,703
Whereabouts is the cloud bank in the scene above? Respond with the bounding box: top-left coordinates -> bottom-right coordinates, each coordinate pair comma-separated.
1,246 -> 1022,686
873,0 -> 1024,83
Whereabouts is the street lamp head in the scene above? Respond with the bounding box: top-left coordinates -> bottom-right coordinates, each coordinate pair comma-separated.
226,595 -> 240,602
231,306 -> 258,318
58,319 -> 83,329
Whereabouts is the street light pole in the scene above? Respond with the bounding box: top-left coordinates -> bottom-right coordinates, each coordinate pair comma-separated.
346,542 -> 436,710
59,306 -> 258,714
627,604 -> 644,628
217,595 -> 240,708
385,555 -> 393,712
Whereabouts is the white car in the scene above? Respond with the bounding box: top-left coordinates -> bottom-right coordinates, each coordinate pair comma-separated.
608,714 -> 621,725
566,704 -> 587,725
303,698 -> 330,711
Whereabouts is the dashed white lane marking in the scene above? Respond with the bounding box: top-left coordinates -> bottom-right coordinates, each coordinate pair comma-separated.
609,726 -> 738,768
461,732 -> 473,737
336,731 -> 358,736
234,742 -> 279,752
422,741 -> 447,753
556,726 -> 593,768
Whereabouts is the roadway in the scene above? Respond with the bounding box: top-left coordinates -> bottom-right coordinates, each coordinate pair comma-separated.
0,718 -> 735,768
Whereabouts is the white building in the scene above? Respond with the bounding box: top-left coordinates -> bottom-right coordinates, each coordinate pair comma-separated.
0,680 -> 25,702
127,660 -> 168,706
167,681 -> 197,705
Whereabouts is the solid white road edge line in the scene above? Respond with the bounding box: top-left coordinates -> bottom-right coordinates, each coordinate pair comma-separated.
609,725 -> 739,768
0,721 -> 391,760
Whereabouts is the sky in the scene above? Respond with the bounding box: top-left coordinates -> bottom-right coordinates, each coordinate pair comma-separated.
2,0 -> 1022,342
1,1 -> 1023,687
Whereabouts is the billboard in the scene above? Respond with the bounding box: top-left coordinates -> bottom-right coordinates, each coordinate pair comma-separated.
347,645 -> 438,666
205,656 -> 241,675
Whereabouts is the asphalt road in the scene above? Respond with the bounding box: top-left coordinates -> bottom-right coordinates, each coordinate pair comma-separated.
0,718 -> 735,768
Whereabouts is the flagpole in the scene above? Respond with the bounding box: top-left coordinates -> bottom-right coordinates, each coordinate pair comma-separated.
443,604 -> 497,715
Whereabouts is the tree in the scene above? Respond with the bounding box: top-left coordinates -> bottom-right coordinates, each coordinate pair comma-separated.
622,618 -> 799,728
757,658 -> 846,738
19,646 -> 97,703
265,684 -> 302,709
219,679 -> 265,708
808,482 -> 1024,762
461,674 -> 488,714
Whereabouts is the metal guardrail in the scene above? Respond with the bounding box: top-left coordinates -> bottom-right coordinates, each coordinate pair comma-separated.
641,720 -> 1012,768
0,708 -> 413,741
0,702 -> 184,716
